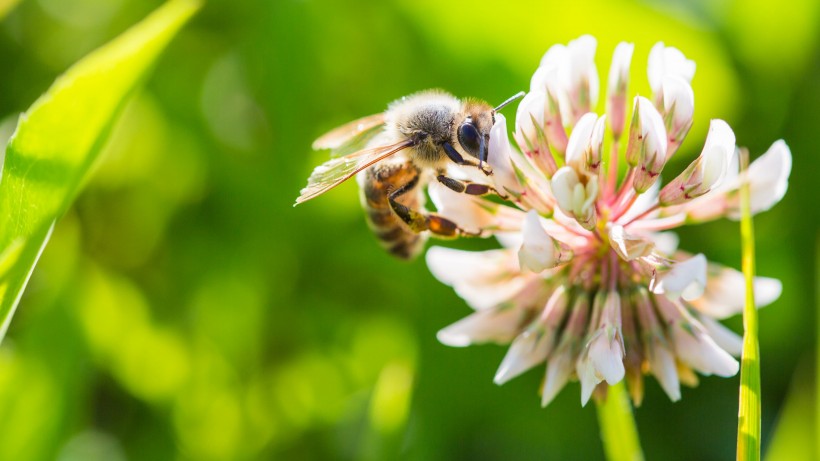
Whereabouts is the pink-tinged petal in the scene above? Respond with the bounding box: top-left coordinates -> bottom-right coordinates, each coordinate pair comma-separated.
437,305 -> 528,347
671,323 -> 739,377
567,35 -> 600,114
565,112 -> 598,170
632,97 -> 669,193
543,294 -> 591,406
607,42 -> 634,95
537,36 -> 599,126
647,338 -> 681,401
426,247 -> 531,310
652,254 -> 707,301
688,264 -> 782,319
727,140 -> 792,219
662,75 -> 694,154
494,286 -> 569,384
590,115 -> 606,173
609,225 -> 655,261
647,42 -> 696,95
607,42 -> 634,139
618,181 -> 660,223
698,315 -> 743,356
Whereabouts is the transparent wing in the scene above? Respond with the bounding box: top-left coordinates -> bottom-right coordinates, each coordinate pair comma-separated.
328,123 -> 385,158
295,139 -> 412,205
312,113 -> 386,151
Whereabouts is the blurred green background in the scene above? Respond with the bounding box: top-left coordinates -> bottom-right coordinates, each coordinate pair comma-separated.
0,0 -> 818,460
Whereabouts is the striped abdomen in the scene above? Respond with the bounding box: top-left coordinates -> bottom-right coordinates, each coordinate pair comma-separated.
358,160 -> 427,259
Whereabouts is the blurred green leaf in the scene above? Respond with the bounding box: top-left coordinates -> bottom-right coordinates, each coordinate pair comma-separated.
0,0 -> 200,341
0,0 -> 19,20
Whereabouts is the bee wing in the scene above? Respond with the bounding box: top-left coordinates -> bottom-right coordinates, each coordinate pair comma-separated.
312,113 -> 386,151
295,139 -> 413,205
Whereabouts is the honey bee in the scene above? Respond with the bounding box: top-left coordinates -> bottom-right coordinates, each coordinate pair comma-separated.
295,90 -> 524,259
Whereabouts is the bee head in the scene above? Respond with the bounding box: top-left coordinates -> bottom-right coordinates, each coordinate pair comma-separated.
458,101 -> 495,168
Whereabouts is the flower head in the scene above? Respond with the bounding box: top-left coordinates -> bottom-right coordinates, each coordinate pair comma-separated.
426,37 -> 789,407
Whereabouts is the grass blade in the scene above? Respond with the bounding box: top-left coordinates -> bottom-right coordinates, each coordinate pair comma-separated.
737,148 -> 761,461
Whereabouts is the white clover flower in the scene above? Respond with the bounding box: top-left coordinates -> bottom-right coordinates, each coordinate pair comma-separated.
426,37 -> 790,407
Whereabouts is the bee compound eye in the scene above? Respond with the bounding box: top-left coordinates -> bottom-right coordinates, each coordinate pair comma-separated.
457,123 -> 481,158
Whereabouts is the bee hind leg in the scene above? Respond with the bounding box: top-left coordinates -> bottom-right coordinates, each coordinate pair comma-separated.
387,177 -> 481,238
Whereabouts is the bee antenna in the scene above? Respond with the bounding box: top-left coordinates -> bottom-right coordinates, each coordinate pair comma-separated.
493,91 -> 526,112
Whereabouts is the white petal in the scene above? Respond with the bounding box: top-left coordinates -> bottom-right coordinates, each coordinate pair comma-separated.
488,113 -> 520,194
515,91 -> 546,141
698,315 -> 743,356
542,350 -> 573,407
550,166 -> 579,213
607,42 -> 634,92
652,254 -> 708,301
700,120 -> 736,189
568,35 -> 599,107
651,232 -> 680,255
565,112 -> 598,168
577,353 -> 602,406
494,329 -> 552,384
728,140 -> 792,219
640,96 -> 668,163
672,324 -> 739,377
648,339 -> 681,401
648,42 -> 696,93
437,305 -> 525,347
588,331 -> 625,384
688,264 -> 783,319
662,75 -> 694,136
518,210 -> 555,273
495,287 -> 568,384
426,247 -> 526,311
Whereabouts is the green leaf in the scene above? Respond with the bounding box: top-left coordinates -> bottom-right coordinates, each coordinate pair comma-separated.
0,0 -> 20,20
0,0 -> 201,341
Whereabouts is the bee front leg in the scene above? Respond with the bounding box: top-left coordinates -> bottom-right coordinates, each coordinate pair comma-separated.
387,176 -> 482,238
435,174 -> 509,200
443,142 -> 493,176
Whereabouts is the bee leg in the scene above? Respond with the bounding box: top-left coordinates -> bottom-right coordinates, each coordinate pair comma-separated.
435,174 -> 509,200
443,142 -> 493,176
388,175 -> 481,238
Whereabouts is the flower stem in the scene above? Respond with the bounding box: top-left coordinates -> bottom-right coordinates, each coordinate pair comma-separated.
596,382 -> 644,461
736,148 -> 761,461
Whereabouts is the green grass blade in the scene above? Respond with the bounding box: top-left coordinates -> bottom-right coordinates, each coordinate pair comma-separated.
597,382 -> 645,461
0,0 -> 201,341
737,149 -> 761,461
